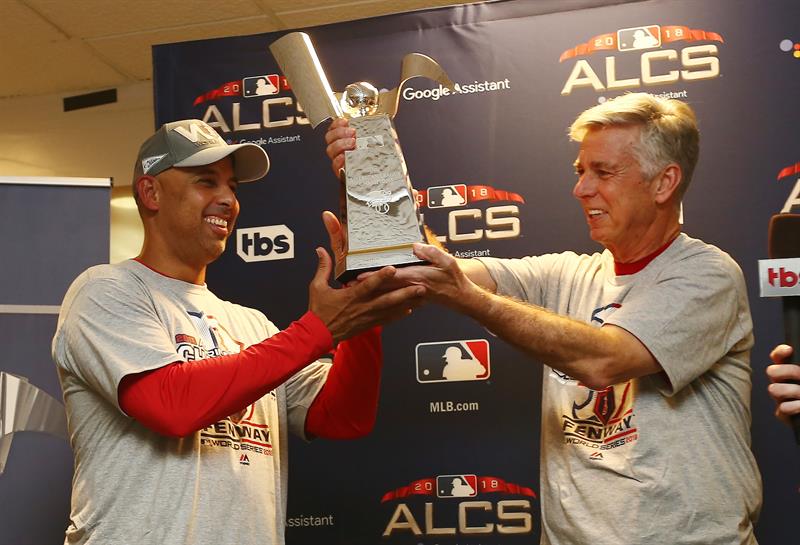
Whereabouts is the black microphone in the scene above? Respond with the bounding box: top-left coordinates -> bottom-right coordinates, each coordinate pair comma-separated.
768,213 -> 800,444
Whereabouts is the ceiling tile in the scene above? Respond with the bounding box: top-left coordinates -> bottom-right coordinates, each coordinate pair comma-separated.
88,17 -> 285,81
26,0 -> 267,38
0,0 -> 482,99
0,39 -> 127,98
278,1 -> 479,29
1,0 -> 67,44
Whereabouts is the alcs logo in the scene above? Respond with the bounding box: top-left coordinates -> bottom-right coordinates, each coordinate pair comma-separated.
559,23 -> 723,95
418,184 -> 524,245
380,474 -> 536,537
236,225 -> 294,263
193,73 -> 309,133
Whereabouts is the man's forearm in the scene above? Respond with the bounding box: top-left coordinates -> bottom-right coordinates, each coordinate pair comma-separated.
398,244 -> 660,388
305,327 -> 382,439
119,312 -> 332,437
454,285 -> 658,389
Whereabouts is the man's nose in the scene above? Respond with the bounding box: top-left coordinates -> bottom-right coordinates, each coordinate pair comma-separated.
573,174 -> 596,199
217,184 -> 238,208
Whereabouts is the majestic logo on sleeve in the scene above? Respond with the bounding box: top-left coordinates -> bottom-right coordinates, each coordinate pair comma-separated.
591,302 -> 622,325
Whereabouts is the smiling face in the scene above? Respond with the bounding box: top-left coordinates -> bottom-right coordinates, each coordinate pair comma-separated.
572,125 -> 664,261
153,156 -> 240,270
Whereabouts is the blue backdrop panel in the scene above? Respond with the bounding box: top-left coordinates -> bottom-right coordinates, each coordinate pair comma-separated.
0,179 -> 110,545
0,182 -> 110,304
153,0 -> 800,543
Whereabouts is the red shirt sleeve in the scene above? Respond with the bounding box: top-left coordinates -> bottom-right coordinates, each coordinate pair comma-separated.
118,311 -> 332,437
305,326 -> 382,439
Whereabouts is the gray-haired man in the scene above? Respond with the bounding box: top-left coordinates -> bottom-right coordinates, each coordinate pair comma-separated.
328,92 -> 762,544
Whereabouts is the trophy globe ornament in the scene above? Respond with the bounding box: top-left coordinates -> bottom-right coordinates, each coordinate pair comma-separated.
342,82 -> 380,117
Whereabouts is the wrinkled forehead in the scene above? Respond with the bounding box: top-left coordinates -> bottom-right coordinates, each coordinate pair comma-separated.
575,126 -> 641,165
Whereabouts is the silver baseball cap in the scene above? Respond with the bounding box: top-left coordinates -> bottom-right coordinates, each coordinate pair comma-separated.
133,119 -> 270,182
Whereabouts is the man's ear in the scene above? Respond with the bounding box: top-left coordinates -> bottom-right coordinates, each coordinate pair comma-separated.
654,164 -> 682,205
135,176 -> 160,211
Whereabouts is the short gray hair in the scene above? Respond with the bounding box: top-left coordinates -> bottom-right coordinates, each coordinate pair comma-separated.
569,93 -> 699,198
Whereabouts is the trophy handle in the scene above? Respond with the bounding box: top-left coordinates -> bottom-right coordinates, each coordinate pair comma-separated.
377,53 -> 457,118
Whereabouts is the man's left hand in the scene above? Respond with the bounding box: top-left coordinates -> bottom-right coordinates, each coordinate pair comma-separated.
390,243 -> 483,311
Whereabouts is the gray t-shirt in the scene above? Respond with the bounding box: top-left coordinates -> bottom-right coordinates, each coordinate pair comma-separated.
479,233 -> 761,545
51,260 -> 330,545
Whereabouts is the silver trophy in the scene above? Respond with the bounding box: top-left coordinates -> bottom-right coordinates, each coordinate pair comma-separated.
270,32 -> 455,282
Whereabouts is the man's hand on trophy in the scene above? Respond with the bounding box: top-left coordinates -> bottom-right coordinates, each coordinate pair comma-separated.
308,246 -> 426,342
325,118 -> 356,178
390,244 -> 485,312
324,118 -> 426,209
321,210 -> 345,263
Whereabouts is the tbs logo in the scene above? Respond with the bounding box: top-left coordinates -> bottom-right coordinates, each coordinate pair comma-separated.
236,225 -> 294,263
416,340 -> 490,383
759,258 -> 800,297
437,475 -> 477,498
768,267 -> 799,287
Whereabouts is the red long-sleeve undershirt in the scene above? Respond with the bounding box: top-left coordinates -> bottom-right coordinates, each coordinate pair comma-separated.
118,311 -> 381,439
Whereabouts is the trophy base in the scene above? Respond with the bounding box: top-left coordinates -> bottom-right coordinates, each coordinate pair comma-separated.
336,245 -> 428,284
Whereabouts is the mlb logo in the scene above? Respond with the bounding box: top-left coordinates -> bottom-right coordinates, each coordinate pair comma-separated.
243,75 -> 280,97
437,475 -> 478,498
617,25 -> 661,51
416,339 -> 490,383
427,184 -> 467,208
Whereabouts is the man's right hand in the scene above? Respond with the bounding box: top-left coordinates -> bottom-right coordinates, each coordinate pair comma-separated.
766,344 -> 800,424
308,246 -> 426,343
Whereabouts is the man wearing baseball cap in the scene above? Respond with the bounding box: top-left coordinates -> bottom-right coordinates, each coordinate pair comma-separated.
52,119 -> 424,544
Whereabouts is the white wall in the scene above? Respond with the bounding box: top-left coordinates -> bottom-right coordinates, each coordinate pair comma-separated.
0,82 -> 153,263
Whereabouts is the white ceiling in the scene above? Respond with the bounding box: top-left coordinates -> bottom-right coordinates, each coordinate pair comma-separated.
0,0 -> 481,100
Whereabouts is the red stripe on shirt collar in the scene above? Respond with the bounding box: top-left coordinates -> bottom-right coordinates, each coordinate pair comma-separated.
132,257 -> 177,280
614,236 -> 678,276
